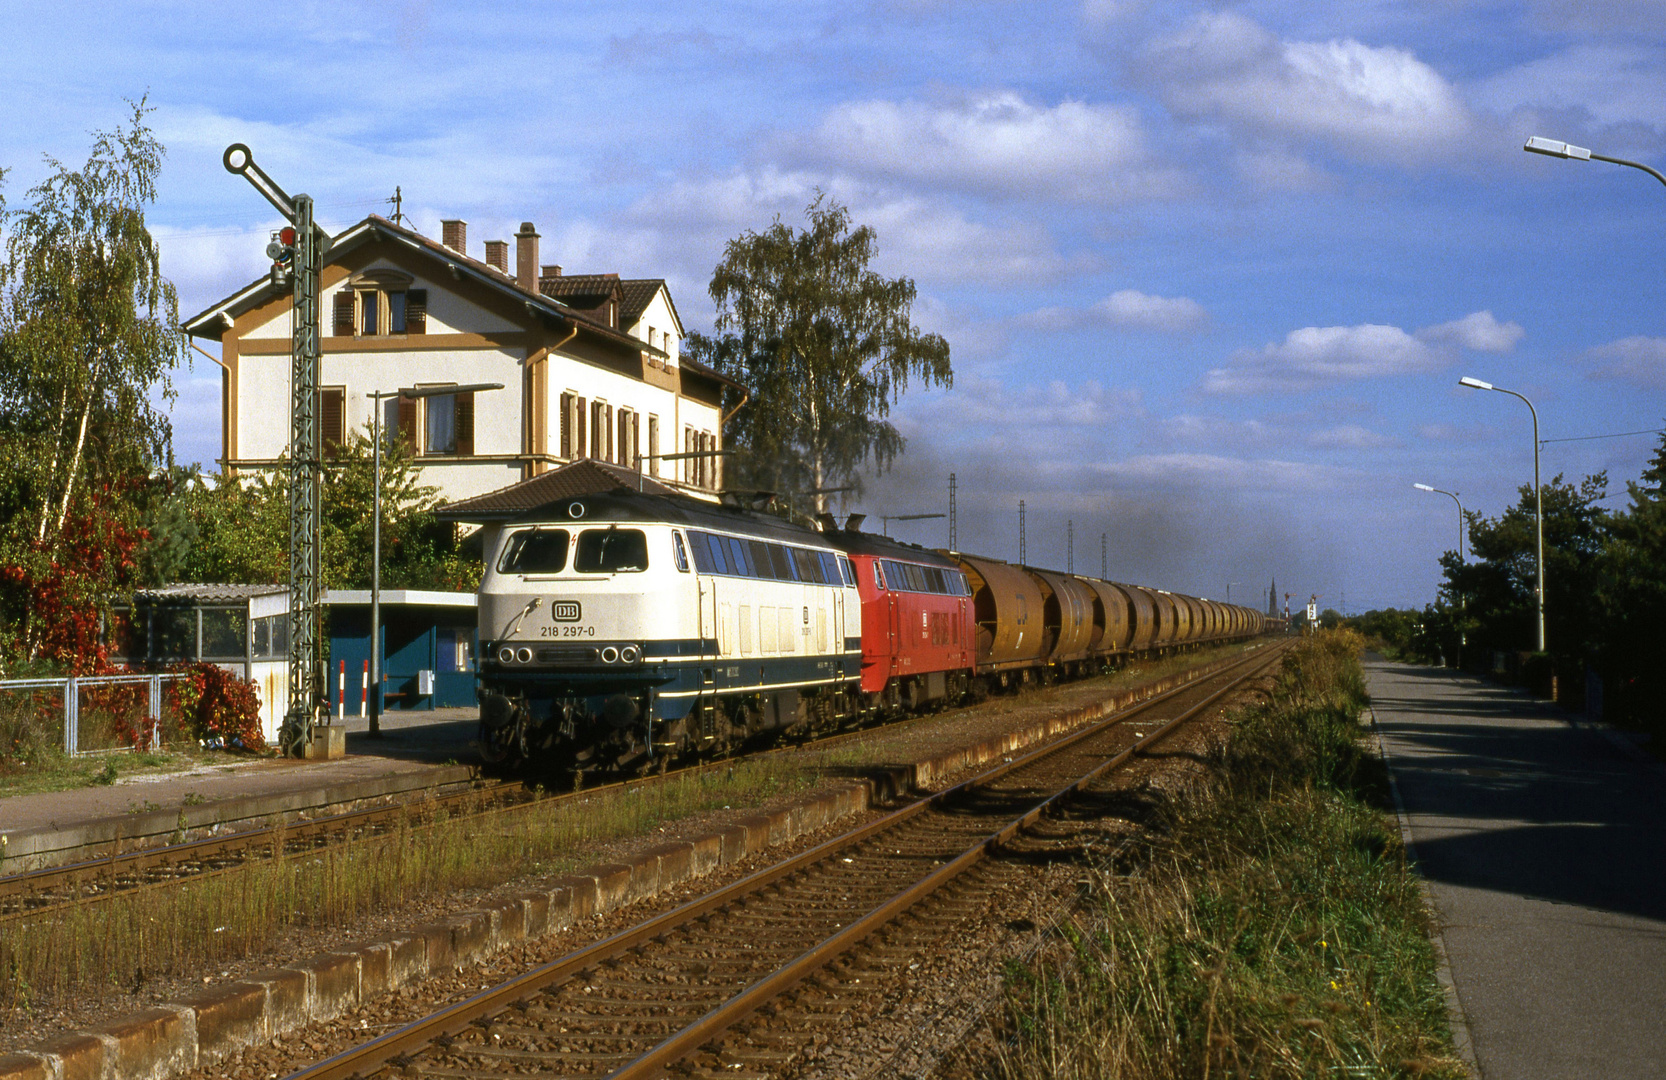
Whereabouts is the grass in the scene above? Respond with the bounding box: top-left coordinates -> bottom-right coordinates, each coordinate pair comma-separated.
0,753 -> 813,1030
0,640 -> 1267,1033
988,630 -> 1467,1080
0,682 -> 239,798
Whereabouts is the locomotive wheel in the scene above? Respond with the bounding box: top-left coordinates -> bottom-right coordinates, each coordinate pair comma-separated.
478,713 -> 523,765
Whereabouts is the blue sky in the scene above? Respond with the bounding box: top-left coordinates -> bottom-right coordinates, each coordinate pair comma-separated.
5,0 -> 1665,613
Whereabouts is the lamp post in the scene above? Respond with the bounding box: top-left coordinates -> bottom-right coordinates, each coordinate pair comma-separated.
1414,483 -> 1467,666
1524,136 -> 1666,189
1413,484 -> 1465,562
366,382 -> 502,736
1458,376 -> 1544,653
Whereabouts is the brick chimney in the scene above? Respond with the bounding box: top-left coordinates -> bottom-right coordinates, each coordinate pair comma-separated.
484,240 -> 509,274
441,219 -> 467,254
541,264 -> 562,278
515,223 -> 540,292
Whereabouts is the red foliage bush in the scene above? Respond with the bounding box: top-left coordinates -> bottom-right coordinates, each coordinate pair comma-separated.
0,488 -> 149,674
167,662 -> 266,751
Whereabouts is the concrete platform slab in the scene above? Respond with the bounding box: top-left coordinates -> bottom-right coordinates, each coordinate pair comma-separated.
1368,659 -> 1666,1080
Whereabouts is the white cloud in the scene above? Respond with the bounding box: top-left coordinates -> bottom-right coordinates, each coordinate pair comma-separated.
1095,290 -> 1208,331
1475,44 -> 1666,129
1141,12 -> 1477,166
1416,310 -> 1524,353
1205,311 -> 1522,394
907,372 -> 1145,433
1586,335 -> 1666,389
805,92 -> 1189,204
1308,424 -> 1397,449
1204,323 -> 1440,394
1020,289 -> 1207,332
1416,422 -> 1494,444
623,169 -> 1088,290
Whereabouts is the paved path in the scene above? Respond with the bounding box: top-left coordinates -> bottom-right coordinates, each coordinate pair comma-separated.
1367,659 -> 1666,1080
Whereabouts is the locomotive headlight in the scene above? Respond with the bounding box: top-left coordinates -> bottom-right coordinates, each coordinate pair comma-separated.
497,646 -> 515,664
516,646 -> 533,664
620,644 -> 641,664
600,645 -> 620,664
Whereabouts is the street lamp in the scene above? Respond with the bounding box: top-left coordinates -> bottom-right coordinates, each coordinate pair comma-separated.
1457,376 -> 1545,653
1412,484 -> 1465,562
366,382 -> 503,736
1524,136 -> 1666,189
1414,483 -> 1467,667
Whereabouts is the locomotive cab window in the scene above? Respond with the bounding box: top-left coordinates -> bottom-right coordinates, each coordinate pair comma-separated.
575,528 -> 648,573
498,528 -> 570,574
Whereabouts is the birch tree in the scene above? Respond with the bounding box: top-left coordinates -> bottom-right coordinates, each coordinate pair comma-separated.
692,195 -> 951,511
0,98 -> 181,665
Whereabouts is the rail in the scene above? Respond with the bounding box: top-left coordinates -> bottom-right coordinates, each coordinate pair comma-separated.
281,641 -> 1289,1080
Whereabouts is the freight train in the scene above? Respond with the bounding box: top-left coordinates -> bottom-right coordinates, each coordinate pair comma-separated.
475,488 -> 1266,773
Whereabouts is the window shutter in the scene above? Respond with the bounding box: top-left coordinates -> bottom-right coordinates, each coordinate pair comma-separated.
559,392 -> 573,458
576,397 -> 587,458
332,291 -> 355,336
397,392 -> 417,452
320,388 -> 345,453
456,391 -> 475,456
406,289 -> 427,335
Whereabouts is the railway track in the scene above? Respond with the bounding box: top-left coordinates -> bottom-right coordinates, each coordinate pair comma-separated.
279,640 -> 1290,1080
1,645 -> 1258,927
0,780 -> 538,923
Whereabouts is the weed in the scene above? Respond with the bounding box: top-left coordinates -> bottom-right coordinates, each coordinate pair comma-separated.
0,752 -> 813,1032
989,630 -> 1465,1080
92,759 -> 119,786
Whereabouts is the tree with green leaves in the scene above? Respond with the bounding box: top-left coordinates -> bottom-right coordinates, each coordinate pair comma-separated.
687,194 -> 952,511
159,426 -> 480,593
0,98 -> 182,669
1450,472 -> 1611,662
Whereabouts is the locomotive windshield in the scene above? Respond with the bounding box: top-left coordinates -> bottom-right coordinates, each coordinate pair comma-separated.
498,528 -> 570,574
575,528 -> 649,573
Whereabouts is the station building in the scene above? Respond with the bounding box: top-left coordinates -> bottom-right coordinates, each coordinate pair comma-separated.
183,215 -> 738,502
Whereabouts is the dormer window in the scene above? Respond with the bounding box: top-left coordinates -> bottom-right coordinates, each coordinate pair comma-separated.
334,270 -> 425,337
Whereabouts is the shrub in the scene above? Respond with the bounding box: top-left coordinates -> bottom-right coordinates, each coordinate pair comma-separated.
166,662 -> 264,750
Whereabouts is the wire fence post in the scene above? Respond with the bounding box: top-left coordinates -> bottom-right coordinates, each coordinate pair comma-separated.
64,676 -> 78,756
149,674 -> 163,750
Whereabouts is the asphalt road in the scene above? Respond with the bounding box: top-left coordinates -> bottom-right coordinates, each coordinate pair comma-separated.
1368,659 -> 1666,1080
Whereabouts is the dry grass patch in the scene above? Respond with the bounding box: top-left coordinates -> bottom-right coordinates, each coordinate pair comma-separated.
988,631 -> 1467,1080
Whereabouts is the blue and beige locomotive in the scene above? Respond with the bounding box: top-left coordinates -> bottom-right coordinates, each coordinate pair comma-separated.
477,490 -> 863,774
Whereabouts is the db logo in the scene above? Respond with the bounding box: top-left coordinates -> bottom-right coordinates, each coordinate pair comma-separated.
552,601 -> 582,622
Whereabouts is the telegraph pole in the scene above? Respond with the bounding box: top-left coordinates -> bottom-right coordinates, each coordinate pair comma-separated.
948,473 -> 957,551
1018,500 -> 1026,567
224,144 -> 328,757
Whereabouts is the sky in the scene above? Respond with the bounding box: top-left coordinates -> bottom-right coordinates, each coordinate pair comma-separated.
4,0 -> 1665,614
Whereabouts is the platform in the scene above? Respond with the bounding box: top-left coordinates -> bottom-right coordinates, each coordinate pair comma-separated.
0,708 -> 482,870
1368,659 -> 1666,1080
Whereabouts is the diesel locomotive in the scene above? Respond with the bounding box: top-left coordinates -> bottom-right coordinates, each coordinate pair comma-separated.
475,487 -> 1265,774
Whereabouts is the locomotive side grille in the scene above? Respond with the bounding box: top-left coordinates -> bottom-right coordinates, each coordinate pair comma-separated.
537,646 -> 601,665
